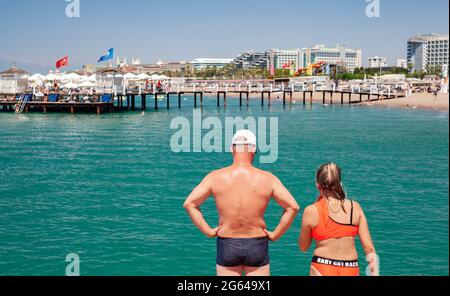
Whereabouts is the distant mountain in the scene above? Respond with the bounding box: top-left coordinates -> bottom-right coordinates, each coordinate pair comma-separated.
0,58 -> 52,74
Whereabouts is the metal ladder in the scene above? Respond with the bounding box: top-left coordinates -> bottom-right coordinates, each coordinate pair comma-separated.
15,95 -> 30,114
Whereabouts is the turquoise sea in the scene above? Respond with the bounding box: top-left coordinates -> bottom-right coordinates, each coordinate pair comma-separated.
0,97 -> 448,276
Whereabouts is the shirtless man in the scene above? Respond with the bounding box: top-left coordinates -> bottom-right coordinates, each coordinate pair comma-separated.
183,130 -> 300,276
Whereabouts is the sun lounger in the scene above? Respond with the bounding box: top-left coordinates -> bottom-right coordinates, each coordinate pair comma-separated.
101,94 -> 112,103
48,94 -> 59,102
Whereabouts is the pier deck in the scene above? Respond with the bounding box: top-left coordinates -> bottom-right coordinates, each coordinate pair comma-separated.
0,90 -> 405,114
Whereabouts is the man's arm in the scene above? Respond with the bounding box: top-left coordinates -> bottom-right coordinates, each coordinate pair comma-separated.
183,174 -> 220,238
264,176 -> 300,242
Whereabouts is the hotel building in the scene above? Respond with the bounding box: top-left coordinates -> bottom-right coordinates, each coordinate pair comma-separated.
268,49 -> 301,71
233,51 -> 269,69
368,56 -> 388,68
407,33 -> 449,72
189,58 -> 234,70
396,58 -> 408,69
300,44 -> 362,72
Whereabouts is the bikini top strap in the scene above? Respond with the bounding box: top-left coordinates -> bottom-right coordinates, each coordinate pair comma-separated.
350,200 -> 354,225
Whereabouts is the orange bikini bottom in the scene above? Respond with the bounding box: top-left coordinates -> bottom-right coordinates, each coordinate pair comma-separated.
311,256 -> 360,276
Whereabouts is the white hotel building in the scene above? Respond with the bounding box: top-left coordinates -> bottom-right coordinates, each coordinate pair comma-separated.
368,56 -> 388,68
189,58 -> 234,70
268,49 -> 301,71
407,33 -> 449,72
300,44 -> 362,72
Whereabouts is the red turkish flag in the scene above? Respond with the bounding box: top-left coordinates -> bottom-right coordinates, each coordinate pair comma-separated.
56,56 -> 69,69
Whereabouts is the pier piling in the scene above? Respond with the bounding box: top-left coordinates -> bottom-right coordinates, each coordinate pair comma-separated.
142,94 -> 146,110
131,95 -> 136,110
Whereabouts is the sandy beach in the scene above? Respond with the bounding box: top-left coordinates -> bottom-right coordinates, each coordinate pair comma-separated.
369,93 -> 449,111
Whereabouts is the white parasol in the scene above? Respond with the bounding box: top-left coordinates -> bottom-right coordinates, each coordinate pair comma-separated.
137,73 -> 150,80
124,73 -> 137,80
77,81 -> 97,88
61,82 -> 79,89
28,73 -> 45,81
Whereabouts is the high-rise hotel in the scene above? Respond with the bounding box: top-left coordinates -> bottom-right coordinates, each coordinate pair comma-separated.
300,44 -> 362,72
407,33 -> 449,72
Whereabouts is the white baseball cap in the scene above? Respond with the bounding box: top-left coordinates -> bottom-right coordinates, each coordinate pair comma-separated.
231,130 -> 257,147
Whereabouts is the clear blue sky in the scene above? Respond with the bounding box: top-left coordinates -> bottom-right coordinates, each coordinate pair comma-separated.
0,0 -> 448,72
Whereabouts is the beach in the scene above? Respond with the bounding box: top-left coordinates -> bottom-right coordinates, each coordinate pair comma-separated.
370,93 -> 449,111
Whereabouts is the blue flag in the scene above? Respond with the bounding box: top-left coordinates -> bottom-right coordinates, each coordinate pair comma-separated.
98,48 -> 114,63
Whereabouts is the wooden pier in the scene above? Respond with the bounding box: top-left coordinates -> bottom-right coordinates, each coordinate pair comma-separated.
0,89 -> 405,114
319,90 -> 405,105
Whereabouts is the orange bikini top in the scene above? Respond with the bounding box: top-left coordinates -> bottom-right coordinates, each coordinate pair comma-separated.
312,198 -> 359,241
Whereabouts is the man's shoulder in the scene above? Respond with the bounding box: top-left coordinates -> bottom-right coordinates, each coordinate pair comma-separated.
252,167 -> 278,181
207,167 -> 231,178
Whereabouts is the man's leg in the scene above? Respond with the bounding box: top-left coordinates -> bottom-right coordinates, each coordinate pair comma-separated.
217,265 -> 243,276
244,265 -> 270,276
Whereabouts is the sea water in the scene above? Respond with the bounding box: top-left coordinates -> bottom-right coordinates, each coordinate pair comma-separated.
0,97 -> 448,276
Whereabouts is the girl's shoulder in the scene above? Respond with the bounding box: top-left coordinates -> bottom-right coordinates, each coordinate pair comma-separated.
304,203 -> 320,219
303,204 -> 320,228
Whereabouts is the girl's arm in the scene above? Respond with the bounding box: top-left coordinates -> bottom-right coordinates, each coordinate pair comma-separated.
356,202 -> 379,276
298,205 -> 318,252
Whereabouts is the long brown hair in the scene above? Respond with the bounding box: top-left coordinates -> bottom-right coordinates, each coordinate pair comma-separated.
316,162 -> 347,211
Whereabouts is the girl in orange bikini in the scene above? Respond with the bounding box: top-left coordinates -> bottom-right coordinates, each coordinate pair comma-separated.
299,163 -> 379,276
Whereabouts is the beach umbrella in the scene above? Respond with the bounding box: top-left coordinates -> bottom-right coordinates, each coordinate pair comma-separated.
86,74 -> 97,82
78,81 -> 97,88
31,80 -> 44,87
159,75 -> 170,80
64,73 -> 81,81
44,73 -> 61,81
61,82 -> 79,89
124,73 -> 137,79
150,74 -> 162,80
137,73 -> 150,80
28,73 -> 45,81
61,73 -> 75,81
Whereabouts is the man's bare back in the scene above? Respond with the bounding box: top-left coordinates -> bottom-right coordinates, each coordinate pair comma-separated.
207,165 -> 278,238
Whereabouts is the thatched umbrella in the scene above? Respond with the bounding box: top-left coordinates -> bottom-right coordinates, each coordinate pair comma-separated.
0,65 -> 29,78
